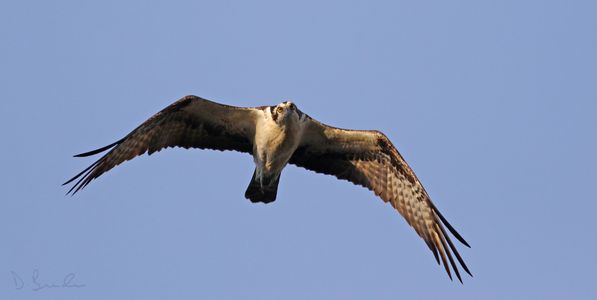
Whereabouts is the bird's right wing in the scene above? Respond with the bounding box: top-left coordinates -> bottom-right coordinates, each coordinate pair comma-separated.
64,95 -> 262,195
289,115 -> 471,282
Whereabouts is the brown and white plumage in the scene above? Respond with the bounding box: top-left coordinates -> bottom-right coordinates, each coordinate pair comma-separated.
64,96 -> 259,195
64,95 -> 471,281
291,118 -> 472,282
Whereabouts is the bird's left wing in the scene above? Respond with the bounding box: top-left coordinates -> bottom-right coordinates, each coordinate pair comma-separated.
289,115 -> 472,282
64,95 -> 262,195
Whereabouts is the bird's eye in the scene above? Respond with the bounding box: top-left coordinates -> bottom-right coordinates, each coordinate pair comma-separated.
277,107 -> 284,113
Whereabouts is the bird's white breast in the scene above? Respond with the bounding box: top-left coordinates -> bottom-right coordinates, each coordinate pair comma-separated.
253,108 -> 304,178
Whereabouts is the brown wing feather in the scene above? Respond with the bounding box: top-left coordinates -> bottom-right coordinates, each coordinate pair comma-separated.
289,116 -> 472,282
64,95 -> 260,195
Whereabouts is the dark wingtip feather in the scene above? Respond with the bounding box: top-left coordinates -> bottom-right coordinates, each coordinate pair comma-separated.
429,202 -> 471,248
437,224 -> 462,283
73,139 -> 123,157
435,236 -> 452,281
432,247 -> 440,265
426,240 -> 440,265
64,139 -> 123,195
62,159 -> 99,186
63,154 -> 104,195
446,270 -> 453,281
435,213 -> 473,278
65,166 -> 93,195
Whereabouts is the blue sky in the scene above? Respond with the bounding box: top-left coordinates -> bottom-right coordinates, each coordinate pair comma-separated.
1,0 -> 596,299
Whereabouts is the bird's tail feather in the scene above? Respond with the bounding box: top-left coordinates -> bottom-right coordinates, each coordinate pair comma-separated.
244,170 -> 280,203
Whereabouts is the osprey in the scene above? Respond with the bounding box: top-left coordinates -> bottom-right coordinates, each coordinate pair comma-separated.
64,95 -> 472,282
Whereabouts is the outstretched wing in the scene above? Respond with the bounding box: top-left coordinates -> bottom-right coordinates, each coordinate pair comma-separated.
64,95 -> 261,195
290,115 -> 472,282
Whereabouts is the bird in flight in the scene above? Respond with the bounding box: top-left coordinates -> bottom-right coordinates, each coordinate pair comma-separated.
64,95 -> 472,282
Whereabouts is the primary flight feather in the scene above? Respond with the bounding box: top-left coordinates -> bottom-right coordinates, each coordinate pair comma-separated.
64,95 -> 472,282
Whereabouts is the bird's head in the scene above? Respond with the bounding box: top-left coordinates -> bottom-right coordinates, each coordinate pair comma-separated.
270,101 -> 302,124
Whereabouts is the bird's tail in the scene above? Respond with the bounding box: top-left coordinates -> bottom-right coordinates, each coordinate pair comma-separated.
244,170 -> 280,204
